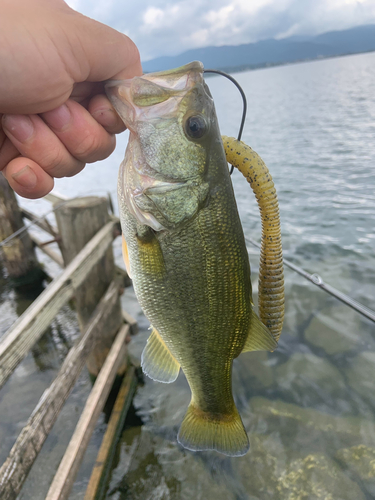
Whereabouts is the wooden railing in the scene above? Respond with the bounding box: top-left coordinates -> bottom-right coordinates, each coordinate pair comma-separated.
0,192 -> 138,500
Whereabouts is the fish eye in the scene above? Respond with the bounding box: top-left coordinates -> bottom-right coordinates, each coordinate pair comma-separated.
184,115 -> 208,139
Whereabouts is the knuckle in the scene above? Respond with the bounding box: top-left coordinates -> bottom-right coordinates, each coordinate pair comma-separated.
73,131 -> 101,160
40,147 -> 67,177
40,145 -> 82,178
66,162 -> 85,177
73,130 -> 115,163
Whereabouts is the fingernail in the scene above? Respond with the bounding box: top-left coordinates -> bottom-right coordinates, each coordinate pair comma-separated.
43,104 -> 72,131
11,165 -> 37,188
3,115 -> 34,142
91,108 -> 117,128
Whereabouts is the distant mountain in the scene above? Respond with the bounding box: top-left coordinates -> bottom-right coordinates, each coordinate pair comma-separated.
142,25 -> 375,73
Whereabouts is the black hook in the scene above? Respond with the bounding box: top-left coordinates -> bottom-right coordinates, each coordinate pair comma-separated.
204,69 -> 247,175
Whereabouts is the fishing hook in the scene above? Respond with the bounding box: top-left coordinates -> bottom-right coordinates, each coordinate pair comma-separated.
204,69 -> 247,175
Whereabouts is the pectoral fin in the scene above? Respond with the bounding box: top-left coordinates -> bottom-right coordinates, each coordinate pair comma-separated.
136,226 -> 166,278
242,309 -> 278,352
121,235 -> 132,279
141,328 -> 180,383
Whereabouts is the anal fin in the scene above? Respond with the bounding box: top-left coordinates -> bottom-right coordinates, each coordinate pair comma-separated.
242,309 -> 278,353
141,328 -> 180,383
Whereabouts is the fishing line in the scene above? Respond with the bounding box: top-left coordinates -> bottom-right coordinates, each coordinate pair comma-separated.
246,236 -> 375,324
0,203 -> 65,249
204,69 -> 247,175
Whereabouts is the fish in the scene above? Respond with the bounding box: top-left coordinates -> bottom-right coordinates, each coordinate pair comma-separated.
106,61 -> 278,457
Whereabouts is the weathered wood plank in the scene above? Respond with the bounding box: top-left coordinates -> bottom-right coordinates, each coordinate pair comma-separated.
45,324 -> 129,500
122,309 -> 138,336
84,366 -> 137,500
0,220 -> 117,390
0,281 -> 122,500
21,208 -> 59,237
43,191 -> 68,204
30,234 -> 64,267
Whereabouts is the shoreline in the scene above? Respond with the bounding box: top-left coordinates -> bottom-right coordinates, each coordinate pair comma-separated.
146,49 -> 375,76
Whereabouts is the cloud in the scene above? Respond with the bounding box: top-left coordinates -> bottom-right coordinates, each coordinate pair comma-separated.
66,0 -> 375,61
143,7 -> 165,27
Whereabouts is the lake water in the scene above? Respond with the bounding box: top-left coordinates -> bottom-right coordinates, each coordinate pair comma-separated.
1,51 -> 375,499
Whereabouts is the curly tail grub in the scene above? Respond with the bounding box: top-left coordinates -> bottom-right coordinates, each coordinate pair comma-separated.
222,136 -> 284,341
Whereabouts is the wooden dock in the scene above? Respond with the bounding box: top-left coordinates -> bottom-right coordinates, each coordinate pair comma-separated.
0,191 -> 139,500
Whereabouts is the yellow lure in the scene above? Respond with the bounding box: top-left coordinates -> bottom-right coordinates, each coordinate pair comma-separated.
222,136 -> 284,341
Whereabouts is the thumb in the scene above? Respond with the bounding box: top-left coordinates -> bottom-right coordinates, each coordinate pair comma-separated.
70,14 -> 143,82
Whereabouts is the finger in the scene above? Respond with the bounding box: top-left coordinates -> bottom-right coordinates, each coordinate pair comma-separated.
41,99 -> 117,163
0,115 -> 5,147
2,113 -> 85,178
3,158 -> 54,199
88,94 -> 126,134
70,82 -> 104,104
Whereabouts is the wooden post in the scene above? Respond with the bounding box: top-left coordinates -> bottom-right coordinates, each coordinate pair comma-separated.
0,175 -> 43,286
54,197 -> 125,376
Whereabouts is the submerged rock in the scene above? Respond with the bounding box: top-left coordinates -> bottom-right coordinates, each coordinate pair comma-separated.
275,352 -> 346,407
108,391 -> 375,499
336,444 -> 375,497
276,454 -> 365,500
239,398 -> 373,499
304,304 -> 367,355
346,352 -> 375,403
107,426 -> 239,500
245,397 -> 375,453
237,434 -> 296,499
282,281 -> 327,338
233,351 -> 275,396
110,425 -> 366,500
236,434 -> 365,500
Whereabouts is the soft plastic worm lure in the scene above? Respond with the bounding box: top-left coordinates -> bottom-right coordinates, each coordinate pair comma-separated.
222,136 -> 284,341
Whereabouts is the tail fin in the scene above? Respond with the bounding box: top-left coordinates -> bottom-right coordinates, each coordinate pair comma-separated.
177,403 -> 249,457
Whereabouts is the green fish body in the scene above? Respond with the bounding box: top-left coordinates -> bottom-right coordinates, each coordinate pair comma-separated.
106,61 -> 276,456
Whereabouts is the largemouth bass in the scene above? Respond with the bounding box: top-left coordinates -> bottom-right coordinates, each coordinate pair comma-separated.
106,61 -> 278,457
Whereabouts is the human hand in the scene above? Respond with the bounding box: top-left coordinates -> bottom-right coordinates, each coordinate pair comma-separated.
0,0 -> 142,199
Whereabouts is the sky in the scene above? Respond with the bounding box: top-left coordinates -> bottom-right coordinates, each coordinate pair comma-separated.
66,0 -> 375,61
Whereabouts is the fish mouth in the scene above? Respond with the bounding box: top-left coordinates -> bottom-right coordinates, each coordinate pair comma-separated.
105,61 -> 203,92
105,60 -> 203,89
105,61 -> 205,129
